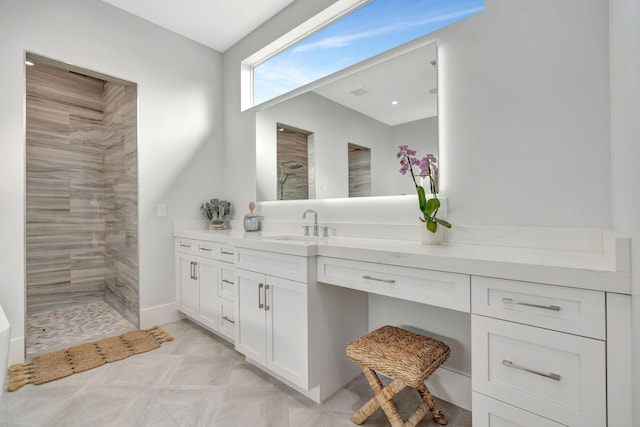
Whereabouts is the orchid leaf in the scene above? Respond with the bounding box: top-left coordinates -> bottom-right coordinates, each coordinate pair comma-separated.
435,218 -> 452,228
425,197 -> 440,217
417,185 -> 427,213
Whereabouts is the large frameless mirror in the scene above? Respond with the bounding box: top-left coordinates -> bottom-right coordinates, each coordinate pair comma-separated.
256,40 -> 438,201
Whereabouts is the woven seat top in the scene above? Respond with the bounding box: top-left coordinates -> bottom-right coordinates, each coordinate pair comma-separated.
346,325 -> 450,388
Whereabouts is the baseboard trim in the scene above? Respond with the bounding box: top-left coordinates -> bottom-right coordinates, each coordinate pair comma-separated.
427,367 -> 472,411
139,303 -> 183,329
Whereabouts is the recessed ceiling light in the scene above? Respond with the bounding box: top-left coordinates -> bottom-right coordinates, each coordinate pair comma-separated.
391,100 -> 399,105
25,61 -> 34,66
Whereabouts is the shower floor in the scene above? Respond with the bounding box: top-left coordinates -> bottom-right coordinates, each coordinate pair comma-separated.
26,301 -> 136,357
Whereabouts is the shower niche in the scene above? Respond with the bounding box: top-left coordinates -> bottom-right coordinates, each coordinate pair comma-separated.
25,53 -> 139,345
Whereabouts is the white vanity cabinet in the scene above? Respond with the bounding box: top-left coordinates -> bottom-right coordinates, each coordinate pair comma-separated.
234,248 -> 309,389
234,247 -> 368,402
471,276 -> 607,426
175,238 -> 236,340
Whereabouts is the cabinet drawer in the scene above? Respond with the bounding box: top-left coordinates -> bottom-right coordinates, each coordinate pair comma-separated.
196,242 -> 235,262
472,393 -> 563,427
176,238 -> 196,255
236,248 -> 308,282
218,262 -> 235,301
471,276 -> 605,339
219,300 -> 235,340
317,256 -> 470,312
472,316 -> 606,426
219,245 -> 235,263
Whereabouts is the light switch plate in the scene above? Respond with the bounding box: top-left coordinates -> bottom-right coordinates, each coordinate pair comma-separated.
157,203 -> 166,217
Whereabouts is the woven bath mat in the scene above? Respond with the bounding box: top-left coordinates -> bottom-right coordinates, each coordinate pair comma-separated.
7,325 -> 173,392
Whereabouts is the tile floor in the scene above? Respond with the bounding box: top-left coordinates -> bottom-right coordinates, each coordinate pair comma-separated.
26,302 -> 136,356
3,319 -> 471,426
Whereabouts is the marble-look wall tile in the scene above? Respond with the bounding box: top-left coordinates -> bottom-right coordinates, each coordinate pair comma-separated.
26,63 -> 106,315
277,126 -> 309,200
26,62 -> 138,324
103,80 -> 138,327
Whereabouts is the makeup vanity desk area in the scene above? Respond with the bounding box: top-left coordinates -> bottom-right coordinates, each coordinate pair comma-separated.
173,227 -> 631,427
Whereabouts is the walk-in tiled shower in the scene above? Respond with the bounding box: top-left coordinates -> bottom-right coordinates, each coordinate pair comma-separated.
25,54 -> 138,353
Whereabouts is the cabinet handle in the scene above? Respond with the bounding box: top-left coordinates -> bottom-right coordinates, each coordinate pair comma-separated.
222,315 -> 235,324
222,279 -> 235,285
221,251 -> 234,256
192,262 -> 198,280
258,283 -> 264,309
180,243 -> 191,249
265,284 -> 270,311
502,359 -> 561,381
362,275 -> 396,284
199,247 -> 212,252
501,297 -> 561,312
190,261 -> 195,279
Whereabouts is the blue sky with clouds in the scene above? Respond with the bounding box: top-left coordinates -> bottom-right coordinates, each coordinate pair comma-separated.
254,0 -> 484,105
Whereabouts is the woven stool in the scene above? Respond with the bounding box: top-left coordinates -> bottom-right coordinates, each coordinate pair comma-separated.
346,325 -> 451,427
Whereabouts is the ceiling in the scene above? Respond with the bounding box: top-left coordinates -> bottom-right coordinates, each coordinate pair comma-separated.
312,43 -> 437,126
100,0 -> 297,52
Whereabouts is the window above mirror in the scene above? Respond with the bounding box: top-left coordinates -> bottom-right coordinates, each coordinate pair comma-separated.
246,0 -> 484,108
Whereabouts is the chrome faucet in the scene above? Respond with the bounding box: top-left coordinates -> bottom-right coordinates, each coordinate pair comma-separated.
302,209 -> 319,237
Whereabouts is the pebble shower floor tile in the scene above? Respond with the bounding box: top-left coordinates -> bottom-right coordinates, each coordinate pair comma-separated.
26,301 -> 136,357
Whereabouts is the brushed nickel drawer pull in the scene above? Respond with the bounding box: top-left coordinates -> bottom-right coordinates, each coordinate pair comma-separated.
222,279 -> 235,285
265,284 -> 270,311
501,297 -> 561,312
221,251 -> 234,255
502,359 -> 561,381
362,275 -> 396,284
180,244 -> 191,248
222,316 -> 235,324
258,283 -> 264,309
199,247 -> 212,252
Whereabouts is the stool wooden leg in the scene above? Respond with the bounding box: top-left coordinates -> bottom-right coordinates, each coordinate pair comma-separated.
416,383 -> 448,425
352,367 -> 406,427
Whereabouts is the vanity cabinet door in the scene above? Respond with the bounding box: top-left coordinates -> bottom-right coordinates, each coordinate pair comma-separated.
235,269 -> 268,365
197,257 -> 219,330
176,251 -> 197,317
265,276 -> 308,389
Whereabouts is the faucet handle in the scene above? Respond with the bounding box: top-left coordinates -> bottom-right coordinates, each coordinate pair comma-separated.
321,226 -> 330,238
302,225 -> 310,236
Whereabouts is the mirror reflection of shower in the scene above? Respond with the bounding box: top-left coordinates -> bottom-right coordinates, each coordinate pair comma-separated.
276,124 -> 313,200
278,161 -> 303,200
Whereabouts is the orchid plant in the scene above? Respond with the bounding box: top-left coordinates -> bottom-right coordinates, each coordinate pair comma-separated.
397,145 -> 451,233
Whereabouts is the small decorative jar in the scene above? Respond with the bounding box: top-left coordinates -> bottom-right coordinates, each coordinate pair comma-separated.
243,201 -> 260,232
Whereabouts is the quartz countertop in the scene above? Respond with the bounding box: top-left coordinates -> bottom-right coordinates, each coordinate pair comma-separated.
173,227 -> 631,294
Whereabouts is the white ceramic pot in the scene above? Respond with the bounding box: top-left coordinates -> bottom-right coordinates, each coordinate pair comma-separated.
419,222 -> 444,245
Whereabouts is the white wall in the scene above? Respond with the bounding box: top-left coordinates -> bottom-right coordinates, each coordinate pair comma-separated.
0,0 -> 223,363
610,0 -> 640,424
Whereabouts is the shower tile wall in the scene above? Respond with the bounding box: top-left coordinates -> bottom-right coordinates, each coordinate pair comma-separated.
277,126 -> 309,200
348,143 -> 371,197
25,61 -> 138,327
103,82 -> 139,326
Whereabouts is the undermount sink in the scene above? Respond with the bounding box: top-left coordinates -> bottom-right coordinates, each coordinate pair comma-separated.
262,235 -> 323,243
